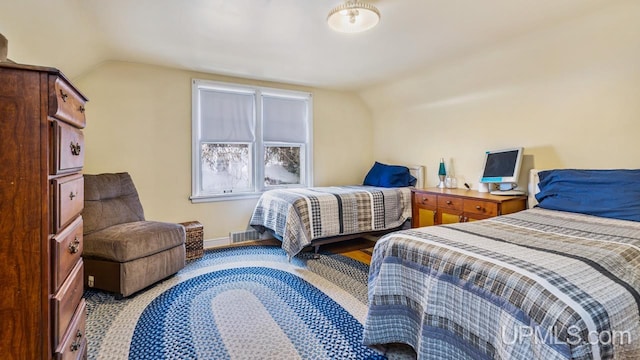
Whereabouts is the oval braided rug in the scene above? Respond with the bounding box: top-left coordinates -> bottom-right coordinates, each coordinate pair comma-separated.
84,245 -> 413,359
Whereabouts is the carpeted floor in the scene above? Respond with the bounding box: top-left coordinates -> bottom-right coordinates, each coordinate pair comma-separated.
84,245 -> 415,359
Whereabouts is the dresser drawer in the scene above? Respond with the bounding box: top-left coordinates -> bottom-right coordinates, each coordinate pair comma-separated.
55,299 -> 87,360
437,195 -> 463,211
52,216 -> 83,292
49,76 -> 87,128
52,259 -> 84,349
464,199 -> 498,217
51,120 -> 84,175
52,174 -> 84,233
413,192 -> 437,209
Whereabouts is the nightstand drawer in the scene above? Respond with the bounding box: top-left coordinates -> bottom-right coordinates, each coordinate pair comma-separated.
437,195 -> 463,211
464,200 -> 498,217
414,192 -> 437,208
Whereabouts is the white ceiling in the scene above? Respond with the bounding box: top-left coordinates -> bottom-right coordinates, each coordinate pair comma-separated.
1,0 -> 617,90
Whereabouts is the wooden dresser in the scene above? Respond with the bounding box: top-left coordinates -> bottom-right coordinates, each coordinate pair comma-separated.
0,62 -> 88,359
411,187 -> 527,227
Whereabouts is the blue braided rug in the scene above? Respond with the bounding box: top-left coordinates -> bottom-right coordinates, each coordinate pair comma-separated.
84,245 -> 412,359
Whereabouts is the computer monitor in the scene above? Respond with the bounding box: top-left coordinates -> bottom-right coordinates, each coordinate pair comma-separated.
479,147 -> 524,194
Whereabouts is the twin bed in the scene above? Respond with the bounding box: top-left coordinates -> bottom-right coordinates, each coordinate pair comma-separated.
249,163 -> 424,258
364,169 -> 640,359
250,165 -> 640,359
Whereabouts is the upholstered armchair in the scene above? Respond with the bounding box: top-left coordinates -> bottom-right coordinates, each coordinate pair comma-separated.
82,172 -> 186,298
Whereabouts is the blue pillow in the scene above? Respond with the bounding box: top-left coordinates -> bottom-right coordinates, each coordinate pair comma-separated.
535,169 -> 640,222
363,162 -> 417,187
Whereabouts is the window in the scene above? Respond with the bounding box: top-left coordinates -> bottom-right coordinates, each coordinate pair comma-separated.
191,79 -> 313,202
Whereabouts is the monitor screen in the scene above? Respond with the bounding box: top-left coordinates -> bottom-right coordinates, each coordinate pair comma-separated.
480,147 -> 523,184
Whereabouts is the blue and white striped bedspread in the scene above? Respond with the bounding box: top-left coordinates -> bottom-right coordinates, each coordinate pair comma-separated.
249,186 -> 411,258
364,208 -> 640,360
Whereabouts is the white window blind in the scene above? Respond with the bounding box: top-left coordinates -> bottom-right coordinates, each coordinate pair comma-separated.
200,89 -> 255,142
262,95 -> 308,143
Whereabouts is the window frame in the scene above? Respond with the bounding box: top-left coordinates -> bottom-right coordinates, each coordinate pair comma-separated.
190,79 -> 313,203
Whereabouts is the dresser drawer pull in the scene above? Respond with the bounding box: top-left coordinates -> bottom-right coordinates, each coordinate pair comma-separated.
476,205 -> 482,210
60,89 -> 69,102
446,200 -> 452,205
421,198 -> 429,204
69,191 -> 76,200
68,236 -> 80,254
69,330 -> 83,352
70,141 -> 82,156
78,105 -> 85,113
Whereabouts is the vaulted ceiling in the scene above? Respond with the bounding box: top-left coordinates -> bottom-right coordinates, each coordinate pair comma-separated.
1,0 -> 618,90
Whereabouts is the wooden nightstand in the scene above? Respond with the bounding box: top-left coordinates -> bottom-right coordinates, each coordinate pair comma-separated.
411,188 -> 527,228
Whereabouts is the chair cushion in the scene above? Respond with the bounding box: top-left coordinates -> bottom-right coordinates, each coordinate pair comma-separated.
83,173 -> 145,235
83,221 -> 186,263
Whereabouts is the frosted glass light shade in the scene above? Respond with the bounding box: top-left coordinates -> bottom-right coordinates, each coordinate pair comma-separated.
327,1 -> 380,33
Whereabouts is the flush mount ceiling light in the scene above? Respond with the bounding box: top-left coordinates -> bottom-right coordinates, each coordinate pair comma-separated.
327,0 -> 380,33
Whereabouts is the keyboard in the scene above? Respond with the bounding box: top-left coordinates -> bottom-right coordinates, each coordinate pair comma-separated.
490,190 -> 526,196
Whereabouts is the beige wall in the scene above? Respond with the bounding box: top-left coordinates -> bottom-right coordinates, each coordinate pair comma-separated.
75,61 -> 373,241
360,0 -> 640,189
19,0 -> 640,242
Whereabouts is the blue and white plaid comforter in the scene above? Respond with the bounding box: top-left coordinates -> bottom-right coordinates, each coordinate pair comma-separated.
364,208 -> 640,360
249,186 -> 412,258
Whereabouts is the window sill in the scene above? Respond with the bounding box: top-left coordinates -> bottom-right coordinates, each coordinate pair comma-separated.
190,192 -> 262,203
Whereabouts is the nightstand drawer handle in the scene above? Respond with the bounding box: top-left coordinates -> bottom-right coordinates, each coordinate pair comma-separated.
446,200 -> 452,205
78,105 -> 85,113
476,205 -> 482,210
69,192 -> 76,200
60,89 -> 68,102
